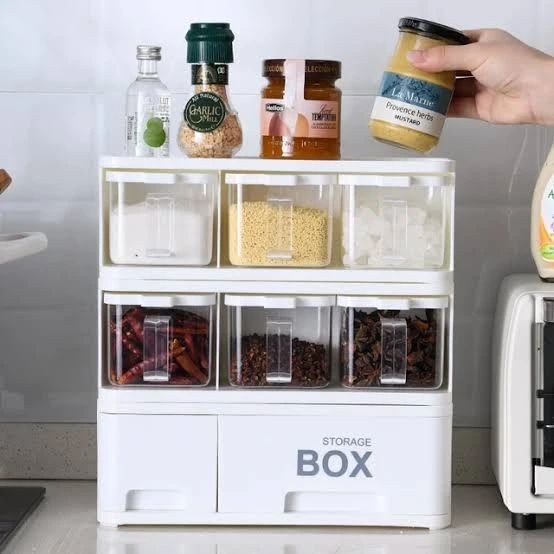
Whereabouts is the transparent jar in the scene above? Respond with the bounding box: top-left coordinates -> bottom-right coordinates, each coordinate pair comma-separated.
105,293 -> 215,386
107,171 -> 216,266
225,294 -> 334,388
261,59 -> 341,160
340,173 -> 452,269
226,173 -> 334,267
370,18 -> 469,153
178,23 -> 242,158
338,296 -> 447,389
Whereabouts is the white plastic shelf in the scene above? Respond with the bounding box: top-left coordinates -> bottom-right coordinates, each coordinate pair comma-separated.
98,385 -> 453,412
99,268 -> 453,295
100,156 -> 455,175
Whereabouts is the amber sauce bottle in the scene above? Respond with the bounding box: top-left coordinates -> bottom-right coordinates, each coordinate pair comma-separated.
260,59 -> 341,160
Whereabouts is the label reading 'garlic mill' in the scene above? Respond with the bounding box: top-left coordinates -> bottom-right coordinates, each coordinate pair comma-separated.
371,72 -> 452,138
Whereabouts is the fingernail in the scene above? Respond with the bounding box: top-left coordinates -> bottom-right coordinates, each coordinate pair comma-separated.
407,49 -> 426,64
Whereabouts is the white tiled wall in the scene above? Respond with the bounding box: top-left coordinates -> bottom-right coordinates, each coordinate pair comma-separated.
0,0 -> 552,424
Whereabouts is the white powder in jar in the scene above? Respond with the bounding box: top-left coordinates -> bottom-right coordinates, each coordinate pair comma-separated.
110,201 -> 213,265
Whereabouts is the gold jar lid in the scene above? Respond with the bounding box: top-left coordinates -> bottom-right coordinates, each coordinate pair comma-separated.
263,59 -> 341,79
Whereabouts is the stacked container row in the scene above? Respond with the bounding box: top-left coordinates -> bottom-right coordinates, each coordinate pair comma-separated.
105,293 -> 447,390
106,171 -> 452,269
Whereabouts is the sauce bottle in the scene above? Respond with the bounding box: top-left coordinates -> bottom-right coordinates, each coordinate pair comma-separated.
532,143 -> 554,279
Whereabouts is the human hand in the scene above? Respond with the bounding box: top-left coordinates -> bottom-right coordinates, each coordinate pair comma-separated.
406,29 -> 554,125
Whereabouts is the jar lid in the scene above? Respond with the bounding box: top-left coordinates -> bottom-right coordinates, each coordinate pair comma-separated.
104,293 -> 216,308
263,59 -> 341,79
224,295 -> 335,309
398,17 -> 469,45
186,23 -> 234,63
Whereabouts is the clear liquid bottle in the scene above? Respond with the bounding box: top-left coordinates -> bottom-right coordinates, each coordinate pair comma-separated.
126,45 -> 171,157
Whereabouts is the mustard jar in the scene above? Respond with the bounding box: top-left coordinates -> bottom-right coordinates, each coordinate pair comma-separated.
370,18 -> 469,153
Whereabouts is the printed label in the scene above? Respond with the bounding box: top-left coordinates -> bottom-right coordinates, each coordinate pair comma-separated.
261,98 -> 339,139
184,92 -> 226,133
191,64 -> 228,85
126,94 -> 170,156
540,176 -> 554,261
296,436 -> 374,479
143,117 -> 166,147
371,71 -> 452,138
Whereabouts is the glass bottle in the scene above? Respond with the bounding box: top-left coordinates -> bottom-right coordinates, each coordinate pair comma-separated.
125,45 -> 171,157
178,23 -> 242,158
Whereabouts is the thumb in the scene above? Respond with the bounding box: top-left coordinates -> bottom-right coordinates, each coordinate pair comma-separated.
406,43 -> 484,73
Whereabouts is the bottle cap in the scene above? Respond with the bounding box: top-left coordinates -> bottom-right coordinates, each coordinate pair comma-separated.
136,45 -> 162,61
186,23 -> 234,64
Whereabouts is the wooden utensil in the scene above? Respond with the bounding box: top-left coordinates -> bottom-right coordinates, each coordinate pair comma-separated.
0,169 -> 12,195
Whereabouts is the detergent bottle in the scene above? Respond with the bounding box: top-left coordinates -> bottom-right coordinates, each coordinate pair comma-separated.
532,143 -> 554,280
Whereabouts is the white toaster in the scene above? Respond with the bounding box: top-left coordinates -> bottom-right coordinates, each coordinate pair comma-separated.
492,273 -> 554,529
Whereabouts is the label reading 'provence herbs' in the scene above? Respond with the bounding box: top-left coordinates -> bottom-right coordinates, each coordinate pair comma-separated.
371,71 -> 453,138
184,92 -> 226,133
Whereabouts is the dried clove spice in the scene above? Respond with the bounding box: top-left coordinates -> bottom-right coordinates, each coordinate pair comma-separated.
230,333 -> 329,387
341,309 -> 439,388
110,306 -> 210,386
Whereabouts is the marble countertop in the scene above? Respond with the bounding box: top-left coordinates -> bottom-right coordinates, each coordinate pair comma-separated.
3,481 -> 554,554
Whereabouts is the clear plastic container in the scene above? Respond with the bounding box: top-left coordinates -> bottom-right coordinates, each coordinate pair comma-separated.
105,293 -> 215,386
225,294 -> 334,387
340,174 -> 451,269
227,173 -> 334,267
338,296 -> 447,389
107,171 -> 216,265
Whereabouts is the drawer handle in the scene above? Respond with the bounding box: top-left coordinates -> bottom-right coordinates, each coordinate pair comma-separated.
380,197 -> 408,264
266,316 -> 293,384
146,193 -> 176,258
142,315 -> 171,382
126,489 -> 188,511
284,492 -> 386,513
380,317 -> 407,385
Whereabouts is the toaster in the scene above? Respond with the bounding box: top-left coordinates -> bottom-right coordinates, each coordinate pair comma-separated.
492,273 -> 554,529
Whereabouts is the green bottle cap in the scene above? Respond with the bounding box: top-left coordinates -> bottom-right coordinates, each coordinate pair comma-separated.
186,23 -> 235,64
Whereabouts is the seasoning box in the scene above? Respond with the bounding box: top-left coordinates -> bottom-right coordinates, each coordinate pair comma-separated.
226,173 -> 334,267
105,293 -> 215,386
178,23 -> 242,158
340,173 -> 452,269
225,294 -> 334,388
370,18 -> 469,152
261,59 -> 341,159
338,296 -> 447,389
107,171 -> 216,266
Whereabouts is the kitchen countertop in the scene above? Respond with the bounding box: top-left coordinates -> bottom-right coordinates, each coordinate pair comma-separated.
3,482 -> 554,554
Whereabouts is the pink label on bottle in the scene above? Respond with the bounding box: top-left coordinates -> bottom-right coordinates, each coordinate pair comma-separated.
261,98 -> 339,139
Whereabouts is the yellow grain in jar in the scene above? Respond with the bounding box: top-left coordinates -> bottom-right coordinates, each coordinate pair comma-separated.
370,18 -> 469,153
229,202 -> 329,267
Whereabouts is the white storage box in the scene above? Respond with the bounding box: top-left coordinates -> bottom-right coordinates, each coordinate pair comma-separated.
217,411 -> 451,527
226,173 -> 334,267
108,171 -> 216,265
225,294 -> 334,387
105,293 -> 215,386
340,174 -> 451,269
98,413 -> 217,516
338,296 -> 447,389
